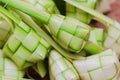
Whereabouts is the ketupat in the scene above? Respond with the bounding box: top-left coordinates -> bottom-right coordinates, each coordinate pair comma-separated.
0,6 -> 51,69
48,15 -> 90,52
64,0 -> 120,58
0,50 -> 25,80
3,24 -> 51,69
66,0 -> 97,24
49,50 -> 80,80
0,12 -> 13,48
8,9 -> 50,78
73,49 -> 120,80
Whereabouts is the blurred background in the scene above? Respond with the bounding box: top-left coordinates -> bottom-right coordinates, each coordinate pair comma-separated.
92,0 -> 120,28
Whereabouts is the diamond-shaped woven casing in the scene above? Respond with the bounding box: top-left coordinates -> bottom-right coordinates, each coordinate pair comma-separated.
0,14 -> 13,49
48,14 -> 90,52
104,22 -> 120,58
0,50 -> 24,80
49,50 -> 80,80
66,0 -> 97,23
3,22 -> 51,69
73,49 -> 120,80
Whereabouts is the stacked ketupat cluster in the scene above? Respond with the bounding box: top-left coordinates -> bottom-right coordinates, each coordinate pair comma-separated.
3,21 -> 51,69
0,0 -> 120,80
0,0 -> 52,69
0,0 -> 59,79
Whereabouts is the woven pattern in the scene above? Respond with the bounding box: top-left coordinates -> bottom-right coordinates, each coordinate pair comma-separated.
73,49 -> 120,80
89,28 -> 104,46
0,50 -> 24,80
3,22 -> 51,69
104,22 -> 120,57
66,0 -> 96,23
22,0 -> 59,14
49,50 -> 80,80
48,14 -> 90,52
0,17 -> 12,48
36,0 -> 59,14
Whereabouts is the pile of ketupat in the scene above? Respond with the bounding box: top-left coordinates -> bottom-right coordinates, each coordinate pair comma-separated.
0,0 -> 120,80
